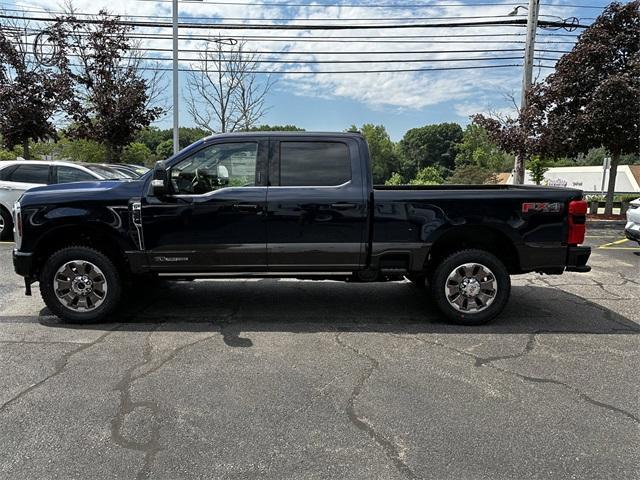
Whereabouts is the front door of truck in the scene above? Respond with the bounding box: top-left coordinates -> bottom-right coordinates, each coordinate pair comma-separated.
142,139 -> 268,272
266,137 -> 368,271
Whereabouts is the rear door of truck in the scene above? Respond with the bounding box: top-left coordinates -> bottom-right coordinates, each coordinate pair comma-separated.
266,135 -> 368,271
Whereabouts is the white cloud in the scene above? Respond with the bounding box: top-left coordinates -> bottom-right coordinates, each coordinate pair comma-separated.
14,0 -> 581,112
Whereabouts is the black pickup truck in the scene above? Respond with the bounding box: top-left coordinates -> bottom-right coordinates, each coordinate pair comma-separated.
12,132 -> 591,324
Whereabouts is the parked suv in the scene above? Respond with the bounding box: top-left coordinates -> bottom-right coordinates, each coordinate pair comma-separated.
625,197 -> 640,244
0,160 -> 128,240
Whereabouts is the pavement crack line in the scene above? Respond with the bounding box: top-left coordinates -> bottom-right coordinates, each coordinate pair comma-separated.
110,324 -> 221,480
335,332 -> 419,480
110,325 -> 163,480
0,327 -> 119,414
391,333 -> 640,426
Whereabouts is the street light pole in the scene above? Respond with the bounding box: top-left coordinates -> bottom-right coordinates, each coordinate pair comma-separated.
172,0 -> 179,156
510,0 -> 540,184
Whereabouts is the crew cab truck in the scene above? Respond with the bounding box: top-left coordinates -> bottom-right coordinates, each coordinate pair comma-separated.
12,132 -> 591,324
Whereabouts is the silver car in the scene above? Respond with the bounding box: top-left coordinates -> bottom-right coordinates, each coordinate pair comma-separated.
0,160 -> 128,240
625,197 -> 640,245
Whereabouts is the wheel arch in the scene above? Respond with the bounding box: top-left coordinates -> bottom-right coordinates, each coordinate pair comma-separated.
426,225 -> 521,274
32,224 -> 130,278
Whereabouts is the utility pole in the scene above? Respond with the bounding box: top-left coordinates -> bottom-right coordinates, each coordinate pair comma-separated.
172,0 -> 179,156
513,0 -> 540,184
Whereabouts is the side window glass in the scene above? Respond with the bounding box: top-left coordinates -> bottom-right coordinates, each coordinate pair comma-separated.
8,164 -> 50,184
57,166 -> 96,184
170,142 -> 257,195
280,142 -> 351,187
0,165 -> 17,180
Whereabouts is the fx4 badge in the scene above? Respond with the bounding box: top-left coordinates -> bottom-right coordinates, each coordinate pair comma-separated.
522,202 -> 563,213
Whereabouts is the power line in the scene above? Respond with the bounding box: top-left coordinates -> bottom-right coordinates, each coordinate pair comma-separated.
61,62 -> 526,73
6,5 -> 597,23
0,13 -> 588,30
132,0 -> 606,9
22,51 -> 529,63
2,7 -> 534,22
13,41 -> 529,55
15,38 -> 572,55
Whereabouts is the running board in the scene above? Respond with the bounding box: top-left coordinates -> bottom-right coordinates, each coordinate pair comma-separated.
380,268 -> 408,275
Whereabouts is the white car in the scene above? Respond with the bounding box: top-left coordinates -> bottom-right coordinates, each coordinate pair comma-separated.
625,197 -> 640,245
0,160 -> 129,240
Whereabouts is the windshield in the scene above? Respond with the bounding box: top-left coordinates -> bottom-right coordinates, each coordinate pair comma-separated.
84,165 -> 130,180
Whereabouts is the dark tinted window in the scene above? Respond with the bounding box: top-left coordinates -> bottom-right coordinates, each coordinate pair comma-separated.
57,166 -> 96,184
0,164 -> 17,180
280,142 -> 351,186
7,164 -> 50,184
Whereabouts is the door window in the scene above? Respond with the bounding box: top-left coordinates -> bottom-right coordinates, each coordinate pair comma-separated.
170,142 -> 258,195
57,166 -> 96,184
279,142 -> 351,187
6,164 -> 50,184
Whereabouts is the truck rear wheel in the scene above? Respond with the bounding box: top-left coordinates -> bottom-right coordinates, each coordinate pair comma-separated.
40,246 -> 122,323
430,249 -> 510,325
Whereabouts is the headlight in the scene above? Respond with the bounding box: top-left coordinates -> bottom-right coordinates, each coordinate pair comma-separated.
12,201 -> 22,249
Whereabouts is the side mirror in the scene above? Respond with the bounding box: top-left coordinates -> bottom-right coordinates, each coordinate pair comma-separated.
151,160 -> 169,197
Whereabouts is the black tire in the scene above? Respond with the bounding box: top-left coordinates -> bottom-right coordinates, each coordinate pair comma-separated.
40,246 -> 122,323
430,249 -> 510,325
0,207 -> 13,241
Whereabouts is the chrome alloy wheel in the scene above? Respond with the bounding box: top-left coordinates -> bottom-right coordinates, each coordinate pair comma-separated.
0,214 -> 4,235
445,262 -> 497,313
53,260 -> 108,312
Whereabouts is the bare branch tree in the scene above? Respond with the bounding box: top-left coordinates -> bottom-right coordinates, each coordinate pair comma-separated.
185,39 -> 273,133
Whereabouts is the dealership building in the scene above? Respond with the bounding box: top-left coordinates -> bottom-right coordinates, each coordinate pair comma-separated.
497,165 -> 640,193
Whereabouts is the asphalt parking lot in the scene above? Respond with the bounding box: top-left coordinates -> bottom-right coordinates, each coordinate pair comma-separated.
0,230 -> 638,480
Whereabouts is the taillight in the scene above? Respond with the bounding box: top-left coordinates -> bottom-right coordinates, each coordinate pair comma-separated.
567,200 -> 587,245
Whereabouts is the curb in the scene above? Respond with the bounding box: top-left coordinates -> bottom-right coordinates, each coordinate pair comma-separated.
587,220 -> 626,229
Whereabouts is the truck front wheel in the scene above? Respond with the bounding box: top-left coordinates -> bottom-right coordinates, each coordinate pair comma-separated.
40,246 -> 122,323
431,249 -> 510,325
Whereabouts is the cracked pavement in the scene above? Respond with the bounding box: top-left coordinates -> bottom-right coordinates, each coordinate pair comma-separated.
0,232 -> 638,480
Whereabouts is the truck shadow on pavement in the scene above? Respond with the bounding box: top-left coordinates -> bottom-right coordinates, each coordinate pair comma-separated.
38,280 -> 640,346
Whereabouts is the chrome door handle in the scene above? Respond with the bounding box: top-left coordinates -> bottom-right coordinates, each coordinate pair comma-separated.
234,203 -> 260,212
0,186 -> 13,190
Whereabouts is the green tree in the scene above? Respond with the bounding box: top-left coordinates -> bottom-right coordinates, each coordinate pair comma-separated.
447,165 -> 497,185
156,139 -> 174,159
248,124 -> 305,132
356,124 -> 399,184
409,166 -> 444,185
57,138 -> 108,163
135,127 -> 211,153
455,123 -> 512,172
527,157 -> 548,185
177,127 -> 211,148
384,172 -> 404,186
134,127 -> 167,153
399,123 -> 463,178
0,146 -> 20,161
121,143 -> 151,165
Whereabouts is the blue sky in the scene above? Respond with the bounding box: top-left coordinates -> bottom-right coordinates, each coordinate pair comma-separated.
4,0 -> 612,140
